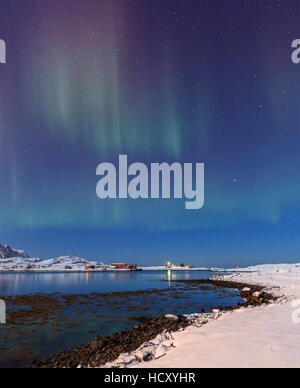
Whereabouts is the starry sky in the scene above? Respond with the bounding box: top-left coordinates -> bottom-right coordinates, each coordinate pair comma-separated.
0,0 -> 300,267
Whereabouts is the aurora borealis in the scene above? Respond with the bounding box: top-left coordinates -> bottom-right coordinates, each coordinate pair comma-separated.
1,0 -> 300,266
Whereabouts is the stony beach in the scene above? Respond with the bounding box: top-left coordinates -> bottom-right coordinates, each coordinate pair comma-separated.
33,278 -> 277,368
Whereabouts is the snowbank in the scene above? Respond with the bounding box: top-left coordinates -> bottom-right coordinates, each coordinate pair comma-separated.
134,263 -> 300,368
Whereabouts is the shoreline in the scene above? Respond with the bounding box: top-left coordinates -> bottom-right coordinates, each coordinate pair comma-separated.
0,268 -> 214,274
136,265 -> 300,368
33,279 -> 277,368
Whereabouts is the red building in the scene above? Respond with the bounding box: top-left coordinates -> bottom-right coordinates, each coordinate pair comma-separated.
85,264 -> 96,270
111,263 -> 137,270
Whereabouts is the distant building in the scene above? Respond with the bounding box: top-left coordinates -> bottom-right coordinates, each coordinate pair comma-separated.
165,262 -> 194,269
85,264 -> 96,270
111,263 -> 138,270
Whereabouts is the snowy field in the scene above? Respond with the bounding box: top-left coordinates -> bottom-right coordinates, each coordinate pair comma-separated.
134,263 -> 300,368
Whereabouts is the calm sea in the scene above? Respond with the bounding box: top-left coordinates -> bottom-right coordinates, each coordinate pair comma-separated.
0,270 -> 243,368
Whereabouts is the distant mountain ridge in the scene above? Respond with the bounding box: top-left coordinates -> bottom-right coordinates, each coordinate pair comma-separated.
0,244 -> 30,259
0,244 -> 108,271
0,251 -> 105,271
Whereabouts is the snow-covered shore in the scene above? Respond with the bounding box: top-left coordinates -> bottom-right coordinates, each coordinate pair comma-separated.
0,244 -> 222,272
0,244 -> 211,272
0,256 -> 106,272
0,257 -> 211,272
133,263 -> 300,368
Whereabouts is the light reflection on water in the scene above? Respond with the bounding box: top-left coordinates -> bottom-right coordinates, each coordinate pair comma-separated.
167,270 -> 171,285
0,270 -> 206,296
0,270 -> 244,368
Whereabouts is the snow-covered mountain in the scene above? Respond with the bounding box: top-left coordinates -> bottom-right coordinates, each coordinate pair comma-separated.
37,256 -> 103,270
0,247 -> 105,271
0,244 -> 30,259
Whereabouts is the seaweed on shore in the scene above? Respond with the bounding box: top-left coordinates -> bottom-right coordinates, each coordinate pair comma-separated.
32,279 -> 279,369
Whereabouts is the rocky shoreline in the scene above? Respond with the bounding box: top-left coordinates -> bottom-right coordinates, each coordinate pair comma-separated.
33,315 -> 189,368
32,279 -> 278,368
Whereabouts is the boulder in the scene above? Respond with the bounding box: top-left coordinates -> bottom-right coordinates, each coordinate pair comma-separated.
252,291 -> 261,298
137,342 -> 153,351
164,314 -> 178,320
153,344 -> 169,360
160,339 -> 173,348
135,347 -> 154,362
115,352 -> 136,365
151,332 -> 172,346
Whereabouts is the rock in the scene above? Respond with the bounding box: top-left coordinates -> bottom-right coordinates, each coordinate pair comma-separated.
160,339 -> 173,348
242,287 -> 251,292
115,353 -> 136,365
153,344 -> 169,359
164,314 -> 178,320
126,360 -> 140,368
212,309 -> 220,314
137,342 -> 153,351
102,362 -> 115,368
33,312 -> 190,369
151,332 -> 172,346
249,293 -> 263,305
90,339 -> 104,350
252,291 -> 261,298
135,348 -> 154,362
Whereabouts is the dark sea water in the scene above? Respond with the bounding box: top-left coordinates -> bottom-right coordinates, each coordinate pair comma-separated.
0,270 -> 243,368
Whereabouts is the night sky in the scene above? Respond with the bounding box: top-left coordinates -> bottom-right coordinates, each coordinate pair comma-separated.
1,0 -> 300,267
